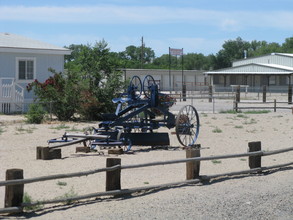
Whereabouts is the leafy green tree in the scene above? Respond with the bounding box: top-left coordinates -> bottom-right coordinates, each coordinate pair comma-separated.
282,37 -> 293,53
66,41 -> 125,120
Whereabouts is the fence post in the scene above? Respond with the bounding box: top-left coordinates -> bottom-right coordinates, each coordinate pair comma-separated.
182,84 -> 186,101
248,142 -> 262,172
5,169 -> 24,211
274,99 -> 277,112
235,85 -> 240,102
106,158 -> 121,191
208,86 -> 213,102
186,145 -> 201,180
262,85 -> 267,103
288,85 -> 292,104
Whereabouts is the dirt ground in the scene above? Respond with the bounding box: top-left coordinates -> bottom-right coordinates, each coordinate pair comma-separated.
0,106 -> 292,219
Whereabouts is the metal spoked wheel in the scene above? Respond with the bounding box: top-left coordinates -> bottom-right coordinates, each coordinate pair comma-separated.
175,105 -> 200,147
143,75 -> 156,99
130,76 -> 142,99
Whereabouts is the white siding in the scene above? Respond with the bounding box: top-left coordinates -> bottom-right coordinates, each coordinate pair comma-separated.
233,54 -> 293,67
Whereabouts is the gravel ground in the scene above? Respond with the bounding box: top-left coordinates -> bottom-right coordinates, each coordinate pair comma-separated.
0,98 -> 292,220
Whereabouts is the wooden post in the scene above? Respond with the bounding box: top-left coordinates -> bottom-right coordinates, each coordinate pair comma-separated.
5,169 -> 24,211
208,85 -> 213,102
36,146 -> 50,160
36,146 -> 61,160
288,85 -> 292,104
186,144 -> 201,180
182,84 -> 186,101
234,101 -> 238,112
106,158 -> 121,191
262,85 -> 267,103
248,142 -> 262,172
274,99 -> 277,112
235,85 -> 240,102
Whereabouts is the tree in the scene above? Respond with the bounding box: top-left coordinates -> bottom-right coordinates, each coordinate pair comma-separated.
282,37 -> 293,53
67,41 -> 125,120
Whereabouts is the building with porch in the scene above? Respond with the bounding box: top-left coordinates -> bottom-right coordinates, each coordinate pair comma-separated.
206,53 -> 293,92
0,33 -> 71,113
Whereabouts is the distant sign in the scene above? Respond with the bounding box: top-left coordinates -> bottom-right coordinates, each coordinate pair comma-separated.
169,48 -> 183,56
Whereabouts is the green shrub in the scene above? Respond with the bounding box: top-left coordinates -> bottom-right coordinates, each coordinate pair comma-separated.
23,192 -> 43,211
25,103 -> 46,124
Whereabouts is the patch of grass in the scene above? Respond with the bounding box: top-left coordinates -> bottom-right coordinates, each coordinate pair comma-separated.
65,125 -> 83,132
244,110 -> 270,114
0,126 -> 4,135
57,181 -> 67,186
246,128 -> 257,133
212,127 -> 222,133
15,125 -> 37,134
55,187 -> 78,205
211,160 -> 222,164
237,114 -> 249,119
219,110 -> 238,114
144,181 -> 149,184
201,113 -> 208,117
23,192 -> 44,211
234,125 -> 243,129
240,158 -> 247,161
243,118 -> 257,125
50,124 -> 71,130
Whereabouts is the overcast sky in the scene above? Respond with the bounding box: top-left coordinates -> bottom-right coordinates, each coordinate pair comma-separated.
1,0 -> 293,56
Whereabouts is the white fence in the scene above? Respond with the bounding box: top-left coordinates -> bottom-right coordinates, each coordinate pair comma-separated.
0,78 -> 24,113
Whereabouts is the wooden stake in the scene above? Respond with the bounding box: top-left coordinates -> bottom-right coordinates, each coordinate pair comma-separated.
36,147 -> 61,160
186,144 -> 201,180
106,158 -> 121,191
5,169 -> 24,211
248,141 -> 262,171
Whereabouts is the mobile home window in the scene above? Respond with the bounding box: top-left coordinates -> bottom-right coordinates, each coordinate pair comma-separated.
16,58 -> 36,80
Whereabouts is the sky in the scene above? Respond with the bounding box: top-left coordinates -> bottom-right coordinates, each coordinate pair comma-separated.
1,0 -> 293,56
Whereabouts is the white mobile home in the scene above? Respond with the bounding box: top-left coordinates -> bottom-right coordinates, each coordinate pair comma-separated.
0,33 -> 71,112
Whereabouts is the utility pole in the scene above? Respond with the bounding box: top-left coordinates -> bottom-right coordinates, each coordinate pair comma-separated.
141,36 -> 144,69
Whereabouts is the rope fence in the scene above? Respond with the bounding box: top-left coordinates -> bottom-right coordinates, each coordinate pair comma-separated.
0,142 -> 292,214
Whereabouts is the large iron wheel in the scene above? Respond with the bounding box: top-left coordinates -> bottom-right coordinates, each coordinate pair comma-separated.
143,75 -> 156,99
129,76 -> 142,99
175,105 -> 200,147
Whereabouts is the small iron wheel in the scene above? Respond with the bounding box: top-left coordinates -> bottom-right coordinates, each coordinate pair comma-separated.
130,75 -> 142,99
143,75 -> 156,99
175,105 -> 200,147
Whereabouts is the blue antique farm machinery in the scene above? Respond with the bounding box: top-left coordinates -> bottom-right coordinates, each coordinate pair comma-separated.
48,75 -> 200,151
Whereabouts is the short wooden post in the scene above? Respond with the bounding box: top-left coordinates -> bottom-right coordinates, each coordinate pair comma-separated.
5,169 -> 24,211
262,85 -> 267,103
76,146 -> 90,153
248,141 -> 262,172
234,100 -> 238,112
36,146 -> 50,160
288,85 -> 292,104
274,99 -> 277,112
36,146 -> 62,160
235,85 -> 240,102
186,144 -> 201,180
106,158 -> 121,191
208,86 -> 213,102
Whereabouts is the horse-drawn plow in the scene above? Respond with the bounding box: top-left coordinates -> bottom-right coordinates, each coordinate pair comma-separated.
48,75 -> 200,152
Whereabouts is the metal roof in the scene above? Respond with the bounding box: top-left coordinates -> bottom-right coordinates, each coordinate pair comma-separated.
0,33 -> 71,55
206,63 -> 293,75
